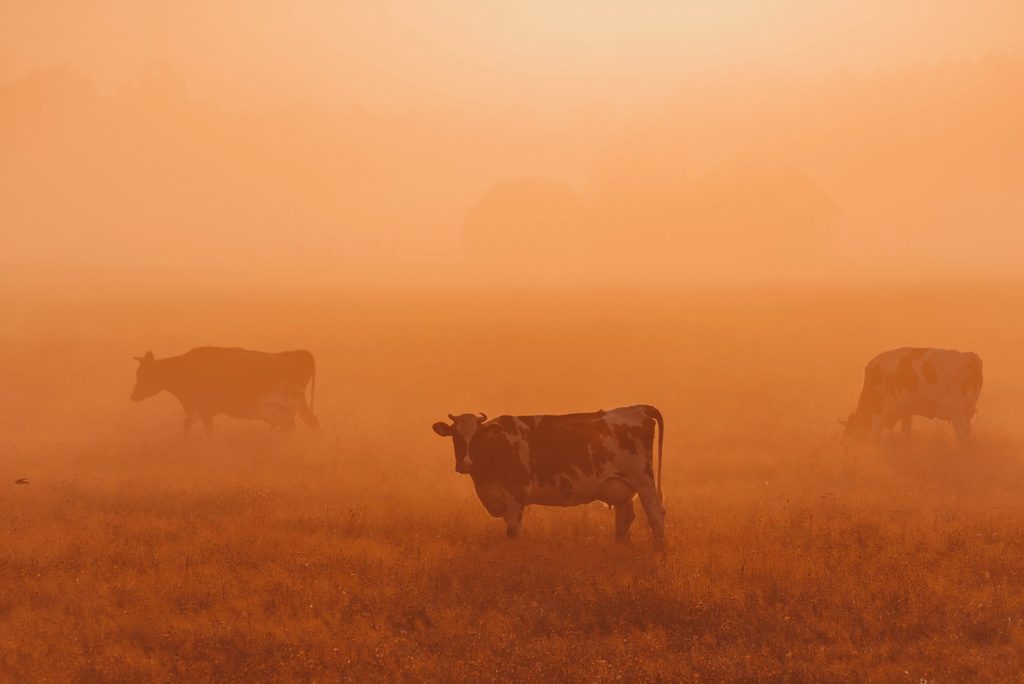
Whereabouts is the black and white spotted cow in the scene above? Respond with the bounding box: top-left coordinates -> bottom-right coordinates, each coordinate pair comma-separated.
432,405 -> 665,547
842,347 -> 983,441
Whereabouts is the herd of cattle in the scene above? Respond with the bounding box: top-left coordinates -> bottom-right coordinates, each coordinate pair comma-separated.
132,345 -> 983,547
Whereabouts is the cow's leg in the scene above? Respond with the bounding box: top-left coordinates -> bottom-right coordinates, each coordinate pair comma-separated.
870,413 -> 885,443
503,501 -> 524,539
597,478 -> 637,544
952,413 -> 972,441
295,394 -> 321,430
636,484 -> 666,549
901,415 -> 913,437
281,413 -> 297,433
201,415 -> 214,436
182,412 -> 199,435
614,499 -> 636,544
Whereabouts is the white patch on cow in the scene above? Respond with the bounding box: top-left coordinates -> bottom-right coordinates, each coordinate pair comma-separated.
512,434 -> 530,465
452,414 -> 483,468
256,387 -> 304,429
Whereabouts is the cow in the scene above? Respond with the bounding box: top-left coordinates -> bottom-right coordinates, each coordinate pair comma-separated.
432,405 -> 665,547
131,347 -> 320,434
842,347 -> 983,441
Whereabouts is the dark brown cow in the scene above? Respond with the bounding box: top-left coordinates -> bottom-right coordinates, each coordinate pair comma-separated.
131,347 -> 319,434
842,347 -> 983,441
432,405 -> 665,547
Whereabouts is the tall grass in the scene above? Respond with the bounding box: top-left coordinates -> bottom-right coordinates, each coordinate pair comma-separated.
2,284 -> 1023,681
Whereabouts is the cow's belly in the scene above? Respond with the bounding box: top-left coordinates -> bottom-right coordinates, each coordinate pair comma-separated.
526,476 -> 636,507
528,487 -> 595,507
897,391 -> 955,420
220,407 -> 262,420
194,382 -> 305,416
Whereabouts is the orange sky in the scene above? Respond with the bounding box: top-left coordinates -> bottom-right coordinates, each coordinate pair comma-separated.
4,2 -> 1023,107
4,2 -> 1023,105
2,2 -> 1022,290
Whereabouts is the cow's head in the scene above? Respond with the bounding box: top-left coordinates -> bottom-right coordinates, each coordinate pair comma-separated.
130,351 -> 159,402
839,411 -> 870,440
432,412 -> 488,473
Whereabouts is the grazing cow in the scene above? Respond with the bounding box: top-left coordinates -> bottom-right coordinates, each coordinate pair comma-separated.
131,347 -> 320,434
842,347 -> 983,441
432,405 -> 665,547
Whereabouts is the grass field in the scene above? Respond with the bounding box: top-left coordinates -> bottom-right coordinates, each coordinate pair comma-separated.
3,285 -> 1024,681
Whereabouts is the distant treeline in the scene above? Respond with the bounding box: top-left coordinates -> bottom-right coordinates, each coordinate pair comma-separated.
2,59 -> 1021,286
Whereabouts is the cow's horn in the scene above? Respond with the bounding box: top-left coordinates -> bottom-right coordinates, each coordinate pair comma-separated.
478,412 -> 487,422
448,413 -> 457,421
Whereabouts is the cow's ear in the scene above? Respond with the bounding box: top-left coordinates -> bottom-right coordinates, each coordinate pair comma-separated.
432,421 -> 453,437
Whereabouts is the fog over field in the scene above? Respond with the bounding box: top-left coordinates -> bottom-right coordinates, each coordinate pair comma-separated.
5,287 -> 1024,679
2,1 -> 1024,681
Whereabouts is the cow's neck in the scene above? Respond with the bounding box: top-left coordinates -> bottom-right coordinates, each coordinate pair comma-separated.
155,358 -> 187,398
468,470 -> 496,487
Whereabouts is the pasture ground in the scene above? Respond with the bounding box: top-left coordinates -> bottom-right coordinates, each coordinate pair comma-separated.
3,285 -> 1024,681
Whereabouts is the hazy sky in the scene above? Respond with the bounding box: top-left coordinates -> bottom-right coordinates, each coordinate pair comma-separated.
4,1 -> 1023,108
2,2 -> 1022,290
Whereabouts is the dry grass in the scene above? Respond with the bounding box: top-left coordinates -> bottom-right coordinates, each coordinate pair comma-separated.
3,284 -> 1024,682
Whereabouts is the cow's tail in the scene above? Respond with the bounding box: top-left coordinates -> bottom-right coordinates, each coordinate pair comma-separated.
647,405 -> 664,501
308,353 -> 316,411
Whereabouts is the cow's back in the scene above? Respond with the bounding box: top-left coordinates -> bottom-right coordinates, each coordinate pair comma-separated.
171,347 -> 314,415
867,347 -> 982,418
